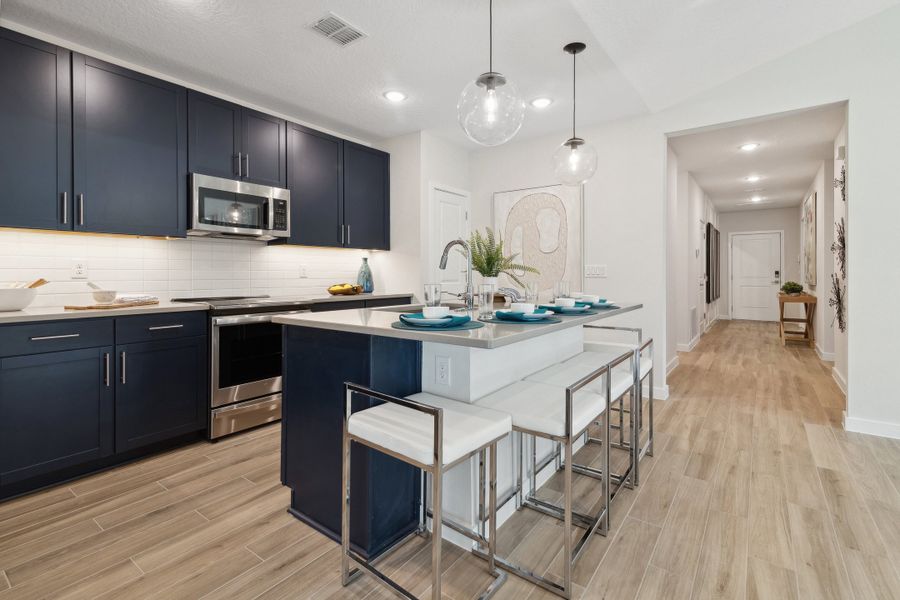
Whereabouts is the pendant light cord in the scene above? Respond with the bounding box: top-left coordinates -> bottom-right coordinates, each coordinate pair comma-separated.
489,0 -> 493,73
572,49 -> 577,140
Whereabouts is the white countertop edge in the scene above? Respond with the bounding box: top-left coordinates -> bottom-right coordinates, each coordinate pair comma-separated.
0,301 -> 209,324
273,303 -> 643,349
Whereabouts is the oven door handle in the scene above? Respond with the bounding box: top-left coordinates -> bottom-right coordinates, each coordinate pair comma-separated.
212,309 -> 311,327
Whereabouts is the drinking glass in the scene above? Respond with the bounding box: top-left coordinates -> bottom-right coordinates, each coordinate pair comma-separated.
525,282 -> 540,304
554,280 -> 570,302
424,283 -> 442,307
478,283 -> 495,318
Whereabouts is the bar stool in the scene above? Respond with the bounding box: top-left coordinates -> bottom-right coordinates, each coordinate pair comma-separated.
341,383 -> 510,600
583,325 -> 655,486
473,351 -> 623,598
525,348 -> 638,492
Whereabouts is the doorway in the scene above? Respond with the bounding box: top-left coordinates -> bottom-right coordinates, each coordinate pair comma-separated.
427,183 -> 470,295
730,231 -> 783,321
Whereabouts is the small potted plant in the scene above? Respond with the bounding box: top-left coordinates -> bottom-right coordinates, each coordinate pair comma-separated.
781,281 -> 804,296
466,228 -> 539,287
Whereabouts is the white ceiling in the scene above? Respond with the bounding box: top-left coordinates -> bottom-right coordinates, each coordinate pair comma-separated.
1,0 -> 896,145
668,103 -> 847,212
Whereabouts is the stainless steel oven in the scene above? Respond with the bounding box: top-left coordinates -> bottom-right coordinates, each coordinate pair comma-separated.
188,173 -> 290,241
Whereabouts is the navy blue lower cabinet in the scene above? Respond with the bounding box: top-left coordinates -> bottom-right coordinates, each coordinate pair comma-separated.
0,346 -> 114,487
115,336 -> 207,453
282,326 -> 421,559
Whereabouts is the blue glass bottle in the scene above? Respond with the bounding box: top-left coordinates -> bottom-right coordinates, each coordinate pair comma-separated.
357,257 -> 374,293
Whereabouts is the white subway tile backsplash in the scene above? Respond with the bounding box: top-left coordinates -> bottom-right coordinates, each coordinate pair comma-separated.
0,231 -> 376,307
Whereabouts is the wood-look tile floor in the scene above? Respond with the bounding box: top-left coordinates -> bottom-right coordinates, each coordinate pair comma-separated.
1,320 -> 899,599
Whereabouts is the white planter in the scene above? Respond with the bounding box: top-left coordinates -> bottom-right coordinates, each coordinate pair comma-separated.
481,276 -> 499,288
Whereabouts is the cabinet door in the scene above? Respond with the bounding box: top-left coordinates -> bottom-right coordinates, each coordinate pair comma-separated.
115,336 -> 207,452
0,29 -> 71,231
285,123 -> 342,246
73,55 -> 187,237
242,109 -> 286,187
0,347 -> 114,486
343,142 -> 389,250
188,91 -> 242,179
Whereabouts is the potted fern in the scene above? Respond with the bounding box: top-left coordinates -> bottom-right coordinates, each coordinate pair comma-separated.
465,228 -> 539,287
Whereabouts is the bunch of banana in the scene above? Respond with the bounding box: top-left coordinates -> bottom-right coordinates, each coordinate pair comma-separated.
327,283 -> 363,295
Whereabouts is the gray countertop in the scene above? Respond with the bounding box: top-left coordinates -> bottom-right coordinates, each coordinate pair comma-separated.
273,303 -> 642,349
0,292 -> 415,325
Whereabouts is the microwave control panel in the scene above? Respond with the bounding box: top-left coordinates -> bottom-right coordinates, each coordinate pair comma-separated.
272,199 -> 289,231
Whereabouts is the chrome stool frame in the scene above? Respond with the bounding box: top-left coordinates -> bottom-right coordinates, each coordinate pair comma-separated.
341,383 -> 507,600
475,353 -> 624,599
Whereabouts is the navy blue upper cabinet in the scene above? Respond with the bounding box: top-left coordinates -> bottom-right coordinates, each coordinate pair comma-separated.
285,123 -> 343,247
343,142 -> 390,250
115,336 -> 207,453
188,91 -> 286,187
187,92 -> 241,179
72,54 -> 187,237
0,346 -> 114,486
0,29 -> 71,231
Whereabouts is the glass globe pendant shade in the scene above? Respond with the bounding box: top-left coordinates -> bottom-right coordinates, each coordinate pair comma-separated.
552,137 -> 598,186
457,72 -> 526,146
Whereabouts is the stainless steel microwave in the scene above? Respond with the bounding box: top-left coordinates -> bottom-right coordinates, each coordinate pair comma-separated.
188,173 -> 290,241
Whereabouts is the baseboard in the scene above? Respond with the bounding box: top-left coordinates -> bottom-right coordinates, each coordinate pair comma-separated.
832,367 -> 848,395
677,334 -> 700,353
816,344 -> 835,361
666,355 -> 680,376
845,415 -> 900,440
717,314 -> 731,321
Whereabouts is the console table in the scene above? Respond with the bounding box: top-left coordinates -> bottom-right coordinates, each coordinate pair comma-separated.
778,293 -> 817,348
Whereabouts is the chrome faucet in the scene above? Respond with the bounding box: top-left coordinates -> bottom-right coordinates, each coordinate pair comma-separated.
439,239 -> 474,310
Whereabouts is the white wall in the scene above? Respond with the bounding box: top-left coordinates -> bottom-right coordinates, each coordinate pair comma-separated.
832,122 -> 849,393
800,162 -> 836,359
0,230 -> 375,306
665,147 -> 680,372
718,207 -> 801,318
471,7 -> 900,436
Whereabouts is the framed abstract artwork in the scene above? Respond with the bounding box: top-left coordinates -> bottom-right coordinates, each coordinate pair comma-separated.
803,192 -> 817,285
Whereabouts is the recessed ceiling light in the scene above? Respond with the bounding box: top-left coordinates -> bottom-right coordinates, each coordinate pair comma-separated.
745,175 -> 761,182
739,143 -> 760,152
383,90 -> 407,102
530,97 -> 553,109
751,195 -> 763,202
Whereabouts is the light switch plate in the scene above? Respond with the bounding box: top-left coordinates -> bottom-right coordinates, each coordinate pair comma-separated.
585,264 -> 607,278
71,260 -> 88,280
436,356 -> 451,386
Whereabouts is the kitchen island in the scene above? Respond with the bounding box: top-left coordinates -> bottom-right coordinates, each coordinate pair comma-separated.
273,303 -> 642,558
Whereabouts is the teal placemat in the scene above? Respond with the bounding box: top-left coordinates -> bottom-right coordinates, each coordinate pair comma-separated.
391,320 -> 485,332
481,315 -> 562,325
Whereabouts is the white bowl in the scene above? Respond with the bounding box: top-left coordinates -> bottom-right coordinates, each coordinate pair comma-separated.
422,306 -> 450,319
509,302 -> 535,314
92,290 -> 117,303
556,297 -> 577,308
579,294 -> 601,304
0,288 -> 37,312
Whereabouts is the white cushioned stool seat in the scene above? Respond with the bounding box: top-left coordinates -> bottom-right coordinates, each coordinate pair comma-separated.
348,392 -> 511,467
552,352 -> 636,400
584,341 -> 651,379
476,380 -> 606,438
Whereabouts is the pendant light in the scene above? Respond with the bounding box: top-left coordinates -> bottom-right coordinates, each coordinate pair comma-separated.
553,42 -> 598,185
457,0 -> 525,146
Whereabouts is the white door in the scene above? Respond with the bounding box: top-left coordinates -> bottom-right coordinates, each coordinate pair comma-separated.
731,232 -> 782,321
429,185 -> 470,294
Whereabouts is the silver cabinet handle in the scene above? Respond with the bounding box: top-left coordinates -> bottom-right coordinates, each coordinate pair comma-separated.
104,352 -> 110,387
120,351 -> 126,384
243,154 -> 249,179
61,192 -> 68,224
77,193 -> 84,225
148,324 -> 184,331
237,152 -> 243,177
29,333 -> 81,341
340,224 -> 345,244
346,225 -> 350,246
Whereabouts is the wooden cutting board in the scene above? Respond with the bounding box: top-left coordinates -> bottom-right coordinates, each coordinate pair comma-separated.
64,299 -> 160,310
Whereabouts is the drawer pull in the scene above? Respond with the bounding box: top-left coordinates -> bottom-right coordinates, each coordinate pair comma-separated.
148,324 -> 184,331
29,333 -> 81,341
120,351 -> 126,384
104,352 -> 110,387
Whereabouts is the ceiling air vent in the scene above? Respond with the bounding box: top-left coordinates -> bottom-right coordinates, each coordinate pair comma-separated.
310,13 -> 367,47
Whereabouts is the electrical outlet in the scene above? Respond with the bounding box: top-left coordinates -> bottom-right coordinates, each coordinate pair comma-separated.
71,261 -> 88,280
298,265 -> 308,278
585,264 -> 607,278
436,356 -> 450,386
